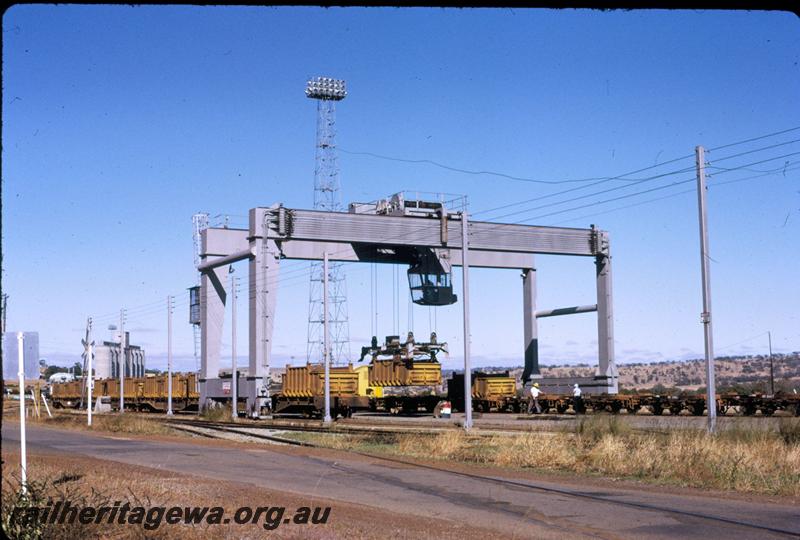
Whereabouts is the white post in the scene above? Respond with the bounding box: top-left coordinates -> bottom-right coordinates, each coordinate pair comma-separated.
30,389 -> 40,419
230,273 -> 237,420
323,252 -> 332,424
119,309 -> 126,414
41,393 -> 53,418
17,332 -> 27,494
87,318 -> 93,426
696,145 -> 716,433
167,296 -> 174,416
461,211 -> 473,430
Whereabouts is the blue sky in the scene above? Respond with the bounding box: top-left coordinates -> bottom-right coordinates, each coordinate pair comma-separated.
3,6 -> 799,372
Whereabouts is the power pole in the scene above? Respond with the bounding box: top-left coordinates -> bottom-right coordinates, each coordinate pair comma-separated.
461,210 -> 473,431
230,270 -> 237,420
768,331 -> 774,395
323,252 -> 332,425
119,309 -> 126,413
695,145 -> 716,433
81,317 -> 95,426
167,296 -> 174,416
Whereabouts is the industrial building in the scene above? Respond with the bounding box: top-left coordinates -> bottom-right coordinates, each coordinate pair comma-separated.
92,332 -> 146,379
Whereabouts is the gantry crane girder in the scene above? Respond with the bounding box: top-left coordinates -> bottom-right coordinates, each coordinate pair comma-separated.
197,201 -> 617,417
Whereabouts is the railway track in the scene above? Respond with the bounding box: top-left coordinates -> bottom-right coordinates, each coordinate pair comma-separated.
168,419 -> 800,538
164,417 -> 525,437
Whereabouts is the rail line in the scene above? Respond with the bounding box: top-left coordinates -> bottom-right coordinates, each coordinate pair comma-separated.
169,420 -> 800,538
164,417 -> 524,438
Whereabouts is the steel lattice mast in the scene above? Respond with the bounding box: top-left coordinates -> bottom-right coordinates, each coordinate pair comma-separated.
305,77 -> 351,366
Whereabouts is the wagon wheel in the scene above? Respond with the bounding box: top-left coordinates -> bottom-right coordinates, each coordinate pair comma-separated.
651,404 -> 663,416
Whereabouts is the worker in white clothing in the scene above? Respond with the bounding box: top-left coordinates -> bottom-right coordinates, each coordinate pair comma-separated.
528,383 -> 542,414
572,383 -> 584,414
404,331 -> 415,360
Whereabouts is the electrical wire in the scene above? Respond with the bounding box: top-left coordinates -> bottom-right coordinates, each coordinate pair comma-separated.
551,164 -> 800,226
193,149 -> 800,304
339,148 -> 628,185
501,151 -> 800,227
705,138 -> 800,163
339,125 -> 800,187
81,126 -> 800,349
706,126 -> 800,153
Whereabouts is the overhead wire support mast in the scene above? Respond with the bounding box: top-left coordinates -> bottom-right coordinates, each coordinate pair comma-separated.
167,295 -> 174,416
461,210 -> 473,430
305,76 -> 351,367
695,146 -> 716,434
81,317 -> 95,426
323,252 -> 331,425
119,308 -> 126,413
230,270 -> 237,420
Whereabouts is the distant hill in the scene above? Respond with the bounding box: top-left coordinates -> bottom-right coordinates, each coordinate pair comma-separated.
497,353 -> 800,393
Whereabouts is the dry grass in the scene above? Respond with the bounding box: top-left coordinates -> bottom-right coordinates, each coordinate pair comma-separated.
295,417 -> 800,496
24,411 -> 172,436
200,405 -> 233,422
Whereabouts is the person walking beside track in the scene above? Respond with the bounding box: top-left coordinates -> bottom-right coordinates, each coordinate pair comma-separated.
528,382 -> 542,414
572,383 -> 584,414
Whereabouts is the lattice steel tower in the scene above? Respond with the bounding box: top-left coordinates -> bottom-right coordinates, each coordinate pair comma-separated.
305,77 -> 351,365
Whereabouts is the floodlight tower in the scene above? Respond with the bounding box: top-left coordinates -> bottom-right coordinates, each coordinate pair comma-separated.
305,77 -> 351,365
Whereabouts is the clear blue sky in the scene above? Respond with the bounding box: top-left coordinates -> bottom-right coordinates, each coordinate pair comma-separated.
3,6 -> 799,372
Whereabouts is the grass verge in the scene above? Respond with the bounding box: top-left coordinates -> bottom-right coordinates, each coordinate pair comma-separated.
3,409 -> 173,436
285,416 -> 800,497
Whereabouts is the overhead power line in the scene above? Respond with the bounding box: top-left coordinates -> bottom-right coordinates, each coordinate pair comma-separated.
705,138 -> 800,163
86,126 -> 800,324
339,125 -> 800,189
552,163 -> 800,226
514,153 -> 800,225
706,126 -> 800,152
338,148 -> 632,185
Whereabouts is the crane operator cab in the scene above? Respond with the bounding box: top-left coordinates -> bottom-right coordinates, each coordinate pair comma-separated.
407,253 -> 457,306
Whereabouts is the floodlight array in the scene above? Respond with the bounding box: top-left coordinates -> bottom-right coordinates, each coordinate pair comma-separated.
305,76 -> 347,101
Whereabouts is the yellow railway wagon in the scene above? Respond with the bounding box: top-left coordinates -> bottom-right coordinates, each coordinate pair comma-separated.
354,365 -> 384,398
138,373 -> 199,399
472,375 -> 516,400
282,364 -> 360,398
50,374 -> 199,410
368,360 -> 442,387
50,380 -> 83,401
